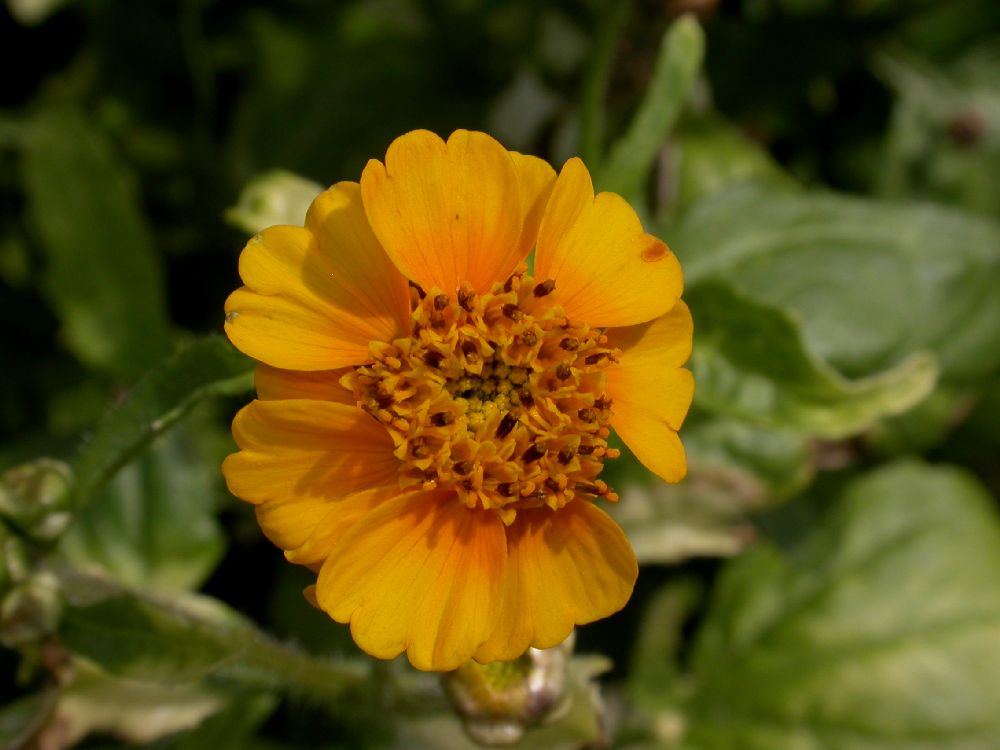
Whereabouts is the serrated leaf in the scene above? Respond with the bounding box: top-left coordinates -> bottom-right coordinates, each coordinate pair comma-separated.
672,183 -> 1000,383
70,335 -> 253,512
20,108 -> 172,380
685,461 -> 1000,749
60,427 -> 225,592
688,281 -> 938,437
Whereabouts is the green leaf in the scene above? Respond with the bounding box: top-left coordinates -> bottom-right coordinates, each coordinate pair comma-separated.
685,461 -> 1000,749
610,416 -> 813,563
688,281 -> 938,437
70,335 -> 253,512
664,116 -> 794,215
20,108 -> 172,380
672,183 -> 1000,383
59,573 -> 366,701
160,693 -> 278,750
596,14 -> 705,199
60,427 -> 225,592
875,46 -> 1000,218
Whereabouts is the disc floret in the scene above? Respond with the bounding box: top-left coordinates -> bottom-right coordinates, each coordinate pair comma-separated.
344,266 -> 621,525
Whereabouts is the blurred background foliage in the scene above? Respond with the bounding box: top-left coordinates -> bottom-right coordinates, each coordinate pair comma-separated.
2,0 -> 1000,748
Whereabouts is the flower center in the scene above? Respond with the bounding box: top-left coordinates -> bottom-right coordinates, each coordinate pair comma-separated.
343,266 -> 620,524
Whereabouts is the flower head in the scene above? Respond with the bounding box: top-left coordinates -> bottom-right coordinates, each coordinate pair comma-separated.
222,130 -> 694,671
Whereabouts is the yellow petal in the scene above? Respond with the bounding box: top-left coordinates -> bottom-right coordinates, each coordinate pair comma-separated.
604,302 -> 695,483
474,501 -> 637,663
225,183 -> 409,370
316,491 -> 506,671
222,400 -> 398,504
360,130 -> 533,295
255,364 -> 355,404
534,158 -> 683,327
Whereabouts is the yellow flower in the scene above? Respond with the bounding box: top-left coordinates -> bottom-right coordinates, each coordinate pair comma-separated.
222,130 -> 694,672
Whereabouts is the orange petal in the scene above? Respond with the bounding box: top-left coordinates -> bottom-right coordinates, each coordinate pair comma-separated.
255,364 -> 355,405
604,302 -> 695,483
511,152 -> 557,254
256,484 -> 402,568
474,501 -> 637,663
222,400 -> 399,505
360,130 -> 539,296
315,491 -> 506,671
225,183 -> 409,371
534,158 -> 683,327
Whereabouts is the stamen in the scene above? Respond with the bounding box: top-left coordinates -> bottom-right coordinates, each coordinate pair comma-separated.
533,279 -> 555,297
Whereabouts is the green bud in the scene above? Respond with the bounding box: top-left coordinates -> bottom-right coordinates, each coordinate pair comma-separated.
442,634 -> 574,745
225,170 -> 324,235
0,570 -> 62,647
0,459 -> 73,543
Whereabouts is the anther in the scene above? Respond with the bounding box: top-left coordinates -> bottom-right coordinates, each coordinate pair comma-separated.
577,444 -> 596,455
433,294 -> 449,310
545,477 -> 562,493
501,303 -> 523,321
560,337 -> 579,351
533,279 -> 555,297
518,330 -> 537,346
585,353 -> 608,365
522,443 -> 546,463
409,281 -> 426,299
556,363 -> 572,380
557,447 -> 574,465
594,396 -> 611,410
458,288 -> 476,311
461,340 -> 479,362
496,413 -> 517,438
453,460 -> 474,476
423,351 -> 445,368
503,274 -> 519,293
578,408 -> 597,423
517,390 -> 534,407
497,482 -> 516,497
430,411 -> 454,427
574,482 -> 602,495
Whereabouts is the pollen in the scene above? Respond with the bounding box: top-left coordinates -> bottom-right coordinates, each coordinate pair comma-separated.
343,265 -> 620,524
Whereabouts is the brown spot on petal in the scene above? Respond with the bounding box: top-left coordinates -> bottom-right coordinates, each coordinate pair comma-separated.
641,237 -> 669,262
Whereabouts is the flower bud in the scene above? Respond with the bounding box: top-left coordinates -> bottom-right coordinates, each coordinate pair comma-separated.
0,570 -> 62,648
0,459 -> 73,543
442,635 -> 574,745
225,170 -> 324,234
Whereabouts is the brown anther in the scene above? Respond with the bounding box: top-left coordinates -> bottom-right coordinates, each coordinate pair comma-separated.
375,393 -> 394,408
578,408 -> 597,423
519,330 -> 538,346
504,274 -> 519,293
560,337 -> 579,351
577,444 -> 596,455
433,294 -> 449,310
502,303 -> 523,321
453,460 -> 474,476
517,390 -> 534,407
556,363 -> 572,380
460,479 -> 476,491
533,279 -> 555,297
496,413 -> 518,438
497,482 -> 516,497
411,442 -> 428,458
584,353 -> 607,365
545,477 -> 562,493
458,288 -> 476,311
409,281 -> 426,299
574,482 -> 601,495
594,396 -> 611,410
557,447 -> 575,465
430,411 -> 454,427
461,340 -> 479,362
521,443 -> 546,463
423,351 -> 445,368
